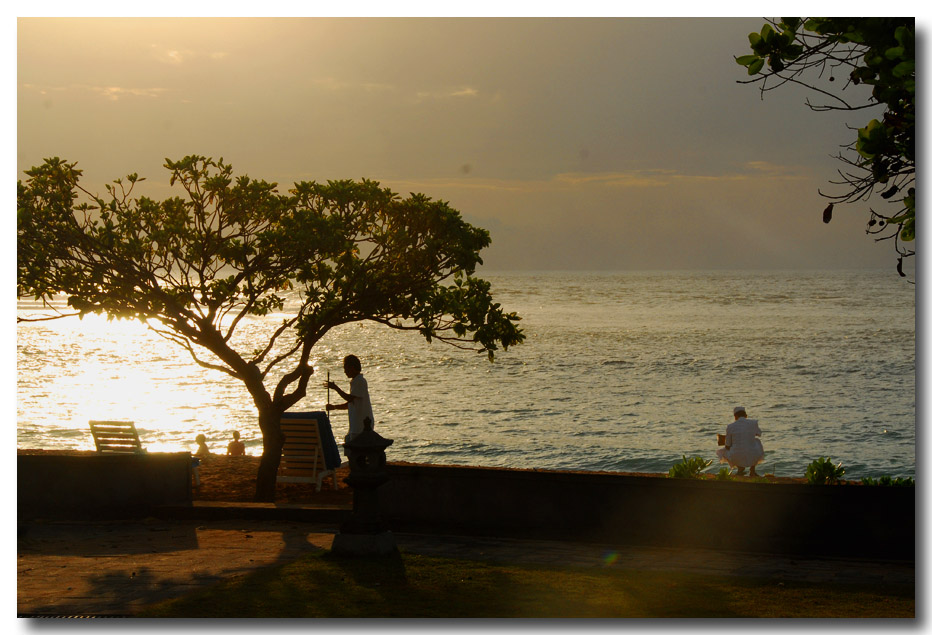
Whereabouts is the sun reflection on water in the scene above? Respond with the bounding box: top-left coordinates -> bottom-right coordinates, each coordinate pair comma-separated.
18,309 -> 265,455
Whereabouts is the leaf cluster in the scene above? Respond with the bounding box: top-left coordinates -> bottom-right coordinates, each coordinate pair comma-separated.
667,455 -> 713,479
714,467 -> 733,481
805,456 -> 846,485
860,475 -> 914,487
736,18 -> 915,276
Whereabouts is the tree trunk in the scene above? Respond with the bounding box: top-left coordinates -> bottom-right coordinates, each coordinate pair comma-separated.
241,353 -> 314,502
254,408 -> 285,502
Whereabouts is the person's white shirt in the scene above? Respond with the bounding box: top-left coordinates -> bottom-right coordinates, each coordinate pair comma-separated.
347,373 -> 374,440
723,417 -> 764,467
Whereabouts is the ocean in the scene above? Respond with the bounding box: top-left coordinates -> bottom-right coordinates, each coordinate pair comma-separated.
16,269 -> 916,480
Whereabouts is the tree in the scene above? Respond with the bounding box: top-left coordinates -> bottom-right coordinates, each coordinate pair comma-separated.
735,18 -> 915,277
17,156 -> 525,501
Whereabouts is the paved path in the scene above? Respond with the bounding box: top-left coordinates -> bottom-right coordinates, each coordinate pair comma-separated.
17,517 -> 915,617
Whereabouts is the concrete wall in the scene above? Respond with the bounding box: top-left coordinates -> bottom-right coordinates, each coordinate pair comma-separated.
17,455 -> 915,561
18,453 -> 193,519
379,464 -> 915,560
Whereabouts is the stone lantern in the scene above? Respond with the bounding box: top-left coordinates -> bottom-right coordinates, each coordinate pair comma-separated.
330,418 -> 398,556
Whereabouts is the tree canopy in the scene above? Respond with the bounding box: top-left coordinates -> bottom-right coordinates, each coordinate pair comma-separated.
17,155 -> 525,500
736,18 -> 915,277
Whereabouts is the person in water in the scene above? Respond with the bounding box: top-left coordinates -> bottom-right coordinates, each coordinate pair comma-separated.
716,406 -> 764,476
226,430 -> 245,456
195,433 -> 211,458
325,354 -> 375,456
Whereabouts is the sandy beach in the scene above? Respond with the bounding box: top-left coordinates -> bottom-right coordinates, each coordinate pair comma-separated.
193,454 -> 354,504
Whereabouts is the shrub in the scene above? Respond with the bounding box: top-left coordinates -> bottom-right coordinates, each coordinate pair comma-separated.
805,457 -> 846,485
668,455 -> 713,479
715,467 -> 733,481
861,475 -> 915,487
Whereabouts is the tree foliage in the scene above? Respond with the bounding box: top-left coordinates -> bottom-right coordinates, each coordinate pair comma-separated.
736,18 -> 915,277
17,155 -> 525,500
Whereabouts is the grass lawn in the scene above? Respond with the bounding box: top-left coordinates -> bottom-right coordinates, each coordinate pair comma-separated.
139,550 -> 914,618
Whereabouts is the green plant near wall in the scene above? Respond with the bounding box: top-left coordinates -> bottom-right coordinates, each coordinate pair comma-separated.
861,475 -> 915,486
668,456 -> 713,479
715,467 -> 734,481
805,456 -> 846,485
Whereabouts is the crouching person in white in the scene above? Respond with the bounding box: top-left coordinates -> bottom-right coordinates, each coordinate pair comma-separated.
717,406 -> 764,476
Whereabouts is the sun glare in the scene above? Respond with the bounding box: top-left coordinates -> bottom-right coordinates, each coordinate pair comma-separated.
53,312 -> 152,337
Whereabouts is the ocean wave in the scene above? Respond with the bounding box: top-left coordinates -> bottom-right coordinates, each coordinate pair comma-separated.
570,429 -> 612,437
601,359 -> 633,366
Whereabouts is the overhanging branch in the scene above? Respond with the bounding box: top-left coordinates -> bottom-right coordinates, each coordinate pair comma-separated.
146,322 -> 239,378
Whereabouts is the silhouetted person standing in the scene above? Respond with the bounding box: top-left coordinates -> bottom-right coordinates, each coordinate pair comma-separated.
325,354 -> 375,458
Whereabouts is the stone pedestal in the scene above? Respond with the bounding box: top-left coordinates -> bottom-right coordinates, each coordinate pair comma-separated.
331,418 -> 397,557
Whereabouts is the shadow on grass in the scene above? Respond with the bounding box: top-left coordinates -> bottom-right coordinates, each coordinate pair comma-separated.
139,549 -> 773,618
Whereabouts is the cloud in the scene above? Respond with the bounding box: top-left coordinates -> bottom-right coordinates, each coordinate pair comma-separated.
89,86 -> 168,101
414,86 -> 480,102
553,170 -> 677,188
149,45 -> 228,65
554,164 -> 812,189
19,83 -> 167,101
161,49 -> 186,65
384,171 -> 674,195
19,83 -> 67,96
380,176 -> 533,194
741,161 -> 810,179
449,87 -> 479,98
385,170 -> 703,197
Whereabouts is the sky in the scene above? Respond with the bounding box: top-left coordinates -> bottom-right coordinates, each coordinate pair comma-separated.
13,13 -> 922,272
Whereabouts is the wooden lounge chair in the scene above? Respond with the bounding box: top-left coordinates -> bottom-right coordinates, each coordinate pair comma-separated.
89,420 -> 146,454
277,412 -> 340,492
89,420 -> 201,486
